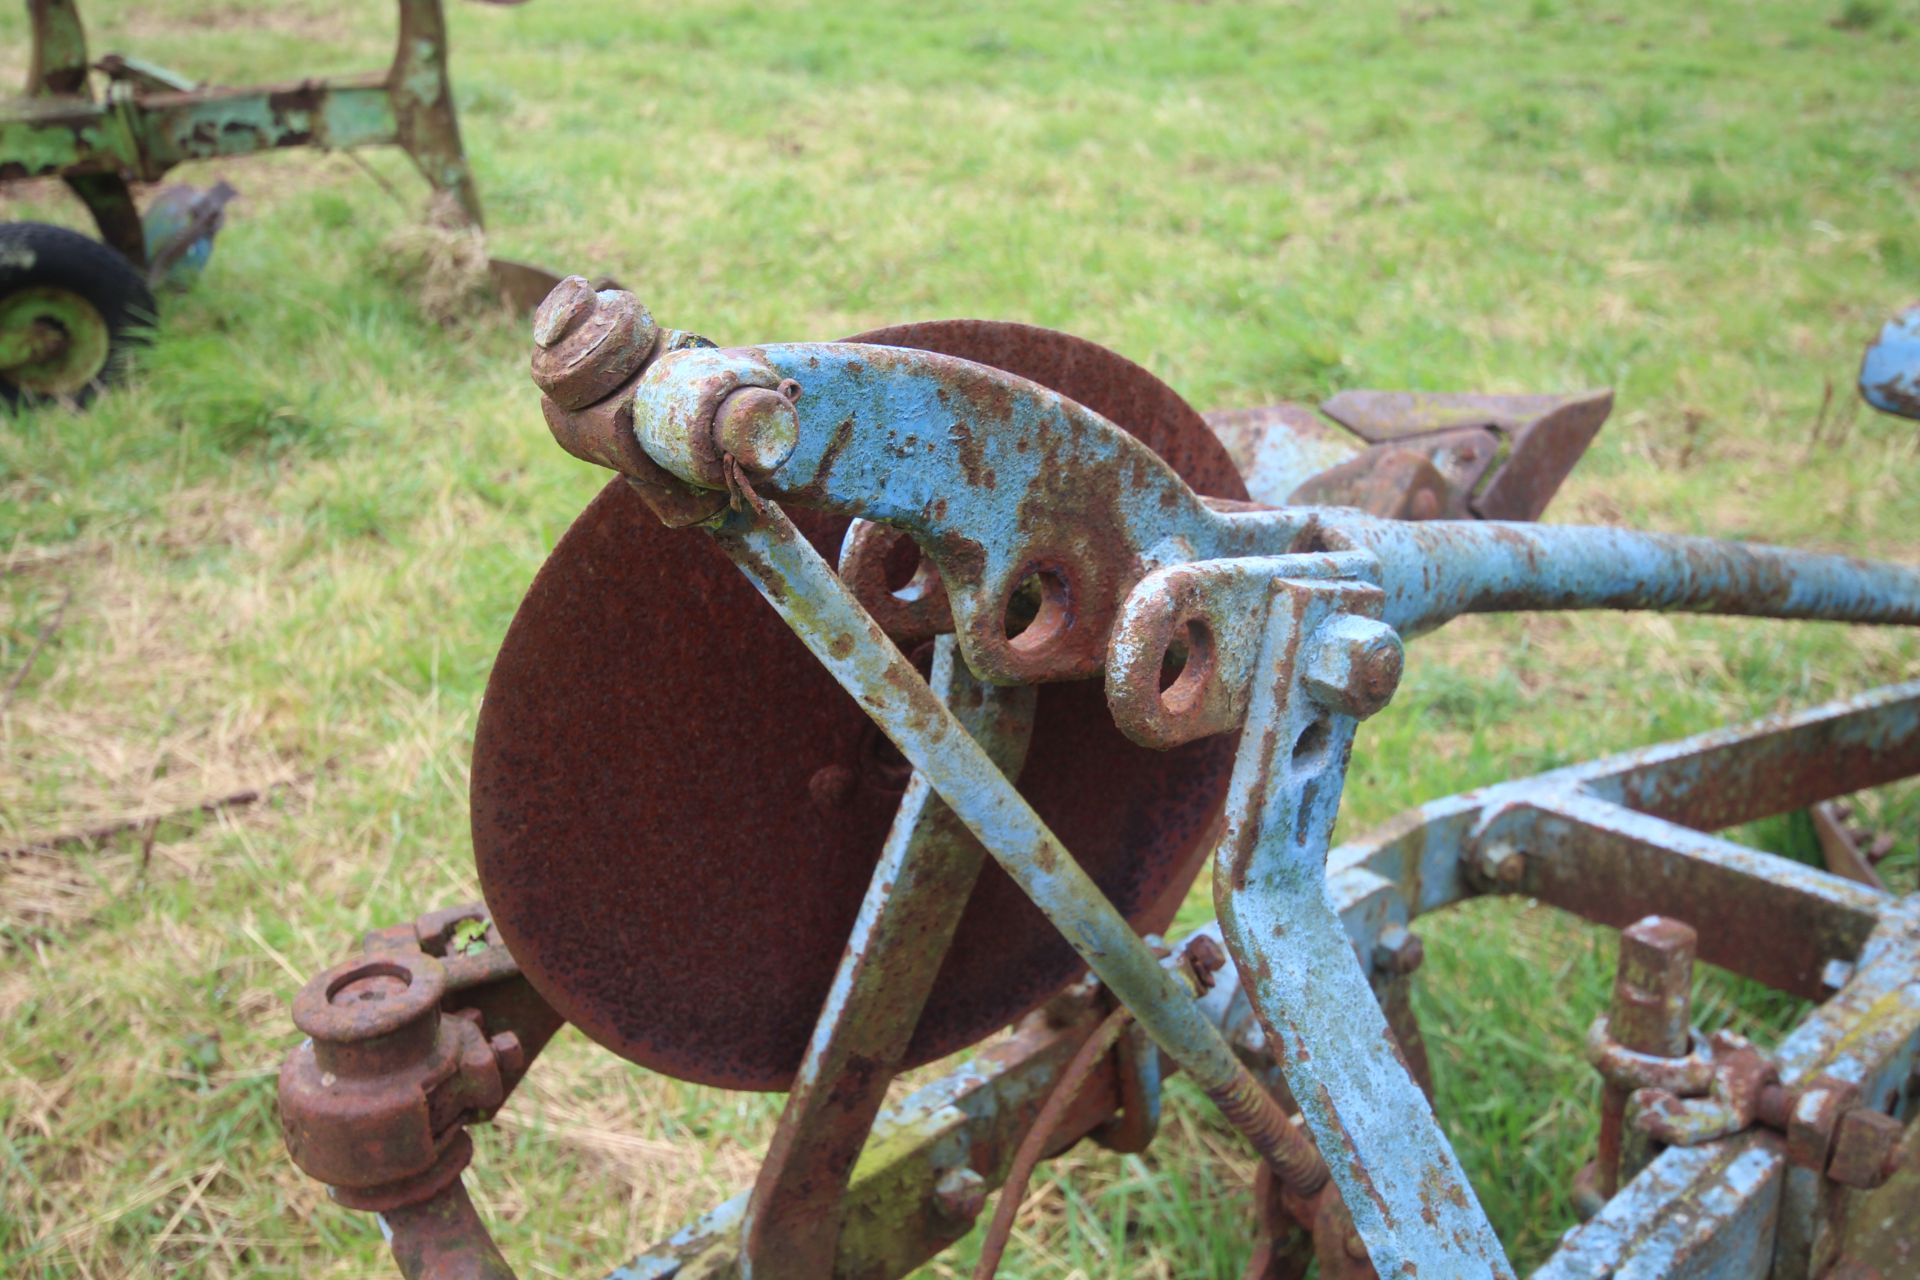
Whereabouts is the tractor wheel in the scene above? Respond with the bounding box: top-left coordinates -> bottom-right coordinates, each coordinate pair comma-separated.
0,221 -> 156,410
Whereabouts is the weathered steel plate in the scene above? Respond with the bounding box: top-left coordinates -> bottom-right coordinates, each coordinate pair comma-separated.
472,322 -> 1247,1090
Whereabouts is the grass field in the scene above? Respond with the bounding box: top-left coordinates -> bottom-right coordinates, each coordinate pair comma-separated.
4,0 -> 1920,1275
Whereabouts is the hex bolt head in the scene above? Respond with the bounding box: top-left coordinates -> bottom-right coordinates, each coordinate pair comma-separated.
1613,916 -> 1697,1059
489,1031 -> 527,1078
530,279 -> 659,411
933,1165 -> 987,1221
1300,615 -> 1404,721
1827,1108 -> 1902,1190
711,385 -> 801,477
1372,925 -> 1426,976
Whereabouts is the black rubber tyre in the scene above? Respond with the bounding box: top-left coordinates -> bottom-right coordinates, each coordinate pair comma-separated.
0,221 -> 156,410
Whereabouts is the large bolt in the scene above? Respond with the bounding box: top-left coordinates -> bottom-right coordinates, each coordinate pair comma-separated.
1595,916 -> 1696,1198
711,382 -> 800,477
1827,1108 -> 1902,1190
1300,615 -> 1404,721
1614,917 -> 1697,1059
291,950 -> 448,1080
529,276 -> 659,411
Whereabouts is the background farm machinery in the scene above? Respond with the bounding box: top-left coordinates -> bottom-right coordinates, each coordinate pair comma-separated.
0,0 -> 565,406
273,284 -> 1920,1279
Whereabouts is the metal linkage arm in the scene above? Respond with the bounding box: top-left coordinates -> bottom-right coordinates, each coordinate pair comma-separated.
279,903 -> 561,1280
1178,556 -> 1512,1277
612,334 -> 1918,747
546,296 -> 1920,1278
1309,513 -> 1920,638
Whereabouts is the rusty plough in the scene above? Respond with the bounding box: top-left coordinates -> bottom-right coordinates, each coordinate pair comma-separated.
279,281 -> 1920,1278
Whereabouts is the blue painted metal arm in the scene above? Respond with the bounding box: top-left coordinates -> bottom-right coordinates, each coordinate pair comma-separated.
1207,564 -> 1514,1278
1311,513 -> 1920,637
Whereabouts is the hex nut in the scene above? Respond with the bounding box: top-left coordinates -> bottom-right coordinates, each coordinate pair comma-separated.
1468,840 -> 1528,889
1827,1108 -> 1903,1190
1300,615 -> 1405,721
1787,1077 -> 1859,1172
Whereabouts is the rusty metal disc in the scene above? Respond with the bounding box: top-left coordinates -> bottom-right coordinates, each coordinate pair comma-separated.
473,321 -> 1247,1090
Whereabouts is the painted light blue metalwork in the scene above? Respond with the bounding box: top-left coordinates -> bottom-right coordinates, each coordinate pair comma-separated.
741,636 -> 1037,1278
1860,303 -> 1920,420
1205,557 -> 1513,1275
630,341 -> 1306,687
609,334 -> 1920,1278
1325,680 -> 1920,924
630,341 -> 1920,706
1323,513 -> 1920,637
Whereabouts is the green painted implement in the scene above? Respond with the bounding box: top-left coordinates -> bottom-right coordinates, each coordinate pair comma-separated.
0,0 -> 566,406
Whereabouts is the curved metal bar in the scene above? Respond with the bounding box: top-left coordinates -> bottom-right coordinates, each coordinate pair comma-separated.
627,341 -> 1916,704
630,342 -> 1300,685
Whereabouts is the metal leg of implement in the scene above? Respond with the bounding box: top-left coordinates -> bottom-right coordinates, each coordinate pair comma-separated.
741,638 -> 1037,1277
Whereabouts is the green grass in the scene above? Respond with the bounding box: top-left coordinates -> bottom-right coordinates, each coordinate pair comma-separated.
3,0 -> 1919,1275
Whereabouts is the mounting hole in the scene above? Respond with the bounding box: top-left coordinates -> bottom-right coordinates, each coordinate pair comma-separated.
880,531 -> 925,596
887,552 -> 940,605
1290,716 -> 1332,776
1158,618 -> 1215,715
1004,569 -> 1072,654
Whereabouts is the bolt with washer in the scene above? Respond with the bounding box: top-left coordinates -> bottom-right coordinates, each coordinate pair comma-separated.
1301,615 -> 1405,721
530,277 -> 659,410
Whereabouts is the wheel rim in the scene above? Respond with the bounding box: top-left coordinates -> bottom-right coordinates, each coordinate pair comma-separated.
0,286 -> 112,398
